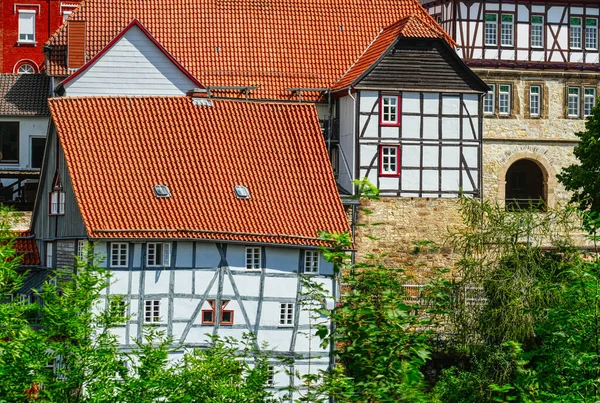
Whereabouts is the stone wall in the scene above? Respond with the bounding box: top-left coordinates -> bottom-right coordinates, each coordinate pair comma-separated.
353,68 -> 598,277
476,67 -> 593,207
355,197 -> 466,281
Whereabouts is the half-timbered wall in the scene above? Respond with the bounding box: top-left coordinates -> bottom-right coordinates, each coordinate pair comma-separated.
339,90 -> 481,197
428,0 -> 600,65
86,240 -> 334,391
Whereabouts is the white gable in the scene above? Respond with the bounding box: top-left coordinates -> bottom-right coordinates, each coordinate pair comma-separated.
63,25 -> 197,96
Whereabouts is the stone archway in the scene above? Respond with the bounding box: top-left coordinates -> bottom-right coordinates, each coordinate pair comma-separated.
497,152 -> 556,209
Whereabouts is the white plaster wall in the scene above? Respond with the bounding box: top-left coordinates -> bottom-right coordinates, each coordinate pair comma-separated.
64,25 -> 196,96
0,116 -> 47,171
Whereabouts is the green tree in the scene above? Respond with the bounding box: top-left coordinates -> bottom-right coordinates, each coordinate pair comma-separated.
557,96 -> 600,214
0,209 -> 278,402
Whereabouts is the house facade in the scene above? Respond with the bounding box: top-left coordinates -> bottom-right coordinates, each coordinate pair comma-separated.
40,0 -> 490,274
33,96 -> 350,390
0,73 -> 50,210
0,0 -> 81,73
422,0 -> 599,211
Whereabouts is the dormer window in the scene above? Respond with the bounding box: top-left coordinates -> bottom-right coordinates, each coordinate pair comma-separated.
49,174 -> 65,215
153,184 -> 171,198
234,185 -> 250,199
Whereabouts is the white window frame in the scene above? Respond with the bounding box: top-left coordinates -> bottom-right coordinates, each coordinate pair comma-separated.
498,85 -> 511,115
304,250 -> 320,274
379,145 -> 399,176
530,85 -> 541,117
531,15 -> 544,48
17,63 -> 35,74
111,243 -> 129,268
245,246 -> 261,270
49,190 -> 65,215
18,10 -> 36,43
77,239 -> 88,262
279,303 -> 294,326
586,18 -> 598,50
380,95 -> 399,126
46,242 -> 53,268
584,88 -> 596,117
144,300 -> 161,323
484,84 -> 495,114
571,17 -> 583,49
568,87 -> 580,117
485,13 -> 498,46
146,243 -> 171,267
500,14 -> 514,47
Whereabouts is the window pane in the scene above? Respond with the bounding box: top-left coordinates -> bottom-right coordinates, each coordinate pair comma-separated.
485,14 -> 497,45
501,14 -> 513,46
530,86 -> 540,116
31,137 -> 45,168
18,12 -> 35,41
571,17 -> 582,48
0,122 -> 19,163
531,16 -> 544,47
586,18 -> 598,49
499,85 -> 510,115
484,84 -> 495,114
568,88 -> 580,116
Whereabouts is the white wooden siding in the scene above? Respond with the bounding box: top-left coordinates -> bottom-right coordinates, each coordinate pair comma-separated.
64,25 -> 196,96
338,95 -> 356,193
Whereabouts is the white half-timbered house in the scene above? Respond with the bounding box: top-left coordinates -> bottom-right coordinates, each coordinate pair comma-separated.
32,96 -> 350,390
422,0 -> 600,209
331,17 -> 489,197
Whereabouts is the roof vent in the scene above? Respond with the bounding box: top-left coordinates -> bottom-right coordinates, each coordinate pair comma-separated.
234,185 -> 250,199
154,184 -> 171,198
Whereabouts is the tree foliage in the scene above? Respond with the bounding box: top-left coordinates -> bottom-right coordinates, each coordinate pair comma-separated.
0,206 -> 277,403
558,97 -> 600,214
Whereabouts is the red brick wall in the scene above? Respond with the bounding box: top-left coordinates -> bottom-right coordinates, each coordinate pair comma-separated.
1,0 -> 81,73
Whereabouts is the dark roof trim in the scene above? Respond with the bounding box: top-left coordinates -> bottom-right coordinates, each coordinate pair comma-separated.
60,19 -> 204,89
333,37 -> 490,94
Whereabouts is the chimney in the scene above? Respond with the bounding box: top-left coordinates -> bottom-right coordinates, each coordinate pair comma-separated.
67,21 -> 86,69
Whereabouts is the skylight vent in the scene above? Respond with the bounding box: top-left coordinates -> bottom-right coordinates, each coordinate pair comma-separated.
154,185 -> 171,198
234,185 -> 250,199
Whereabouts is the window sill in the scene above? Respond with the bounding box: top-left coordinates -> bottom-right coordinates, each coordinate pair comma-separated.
380,173 -> 401,178
17,41 -> 37,46
278,324 -> 294,328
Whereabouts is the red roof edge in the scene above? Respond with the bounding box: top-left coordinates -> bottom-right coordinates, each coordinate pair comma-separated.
60,19 -> 204,89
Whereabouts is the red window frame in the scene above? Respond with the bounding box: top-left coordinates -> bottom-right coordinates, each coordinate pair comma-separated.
379,145 -> 401,177
201,300 -> 234,325
379,95 -> 401,127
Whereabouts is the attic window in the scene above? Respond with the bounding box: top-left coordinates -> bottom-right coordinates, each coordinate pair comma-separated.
154,185 -> 171,198
234,185 -> 250,199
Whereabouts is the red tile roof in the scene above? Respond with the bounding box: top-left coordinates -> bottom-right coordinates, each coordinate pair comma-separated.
333,16 -> 452,90
13,231 -> 40,266
45,0 -> 454,101
48,96 -> 350,247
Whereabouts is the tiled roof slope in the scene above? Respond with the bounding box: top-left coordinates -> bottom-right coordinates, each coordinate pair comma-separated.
333,16 -> 448,90
48,96 -> 350,246
12,231 -> 40,266
45,0 -> 453,101
0,74 -> 50,116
